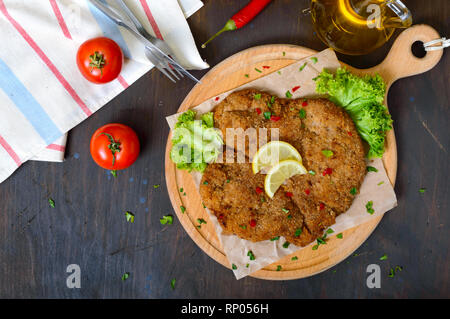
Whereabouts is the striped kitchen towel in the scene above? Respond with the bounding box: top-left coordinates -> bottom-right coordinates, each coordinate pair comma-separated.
0,0 -> 208,183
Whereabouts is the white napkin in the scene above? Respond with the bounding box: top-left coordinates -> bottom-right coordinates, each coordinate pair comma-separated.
0,0 -> 207,182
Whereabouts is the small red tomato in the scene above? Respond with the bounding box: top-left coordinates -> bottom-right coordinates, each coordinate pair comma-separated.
90,123 -> 140,171
77,37 -> 123,84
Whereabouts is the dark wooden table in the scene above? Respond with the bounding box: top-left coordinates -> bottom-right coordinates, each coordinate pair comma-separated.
0,0 -> 448,299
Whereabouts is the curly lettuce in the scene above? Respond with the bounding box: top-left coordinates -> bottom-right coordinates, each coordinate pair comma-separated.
315,68 -> 392,158
170,110 -> 223,172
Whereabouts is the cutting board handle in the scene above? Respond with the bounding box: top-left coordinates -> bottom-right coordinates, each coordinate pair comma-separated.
367,24 -> 443,87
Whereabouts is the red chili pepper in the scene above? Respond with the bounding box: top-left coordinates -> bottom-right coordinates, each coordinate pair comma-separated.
256,108 -> 262,114
285,192 -> 293,197
304,189 -> 310,195
347,131 -> 352,136
201,0 -> 272,48
215,96 -> 220,101
249,219 -> 257,227
270,115 -> 281,122
323,168 -> 333,176
319,203 -> 325,210
255,187 -> 264,194
262,65 -> 271,69
302,100 -> 308,107
292,85 -> 301,92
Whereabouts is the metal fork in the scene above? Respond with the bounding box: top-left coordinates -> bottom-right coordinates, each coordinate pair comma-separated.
113,0 -> 184,81
88,0 -> 199,83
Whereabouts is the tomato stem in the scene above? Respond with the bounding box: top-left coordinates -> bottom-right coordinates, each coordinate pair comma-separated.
89,51 -> 106,76
101,133 -> 121,167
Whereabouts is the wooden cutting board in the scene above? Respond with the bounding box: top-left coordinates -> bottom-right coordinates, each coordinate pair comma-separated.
164,25 -> 442,280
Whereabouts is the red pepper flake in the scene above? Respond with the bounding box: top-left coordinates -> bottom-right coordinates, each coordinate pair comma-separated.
218,214 -> 224,220
262,65 -> 271,69
347,131 -> 352,136
304,189 -> 310,195
319,203 -> 325,210
292,85 -> 301,92
249,219 -> 257,227
215,97 -> 220,101
255,108 -> 262,114
322,168 -> 333,176
255,187 -> 264,194
302,100 -> 308,107
285,192 -> 293,198
270,115 -> 281,122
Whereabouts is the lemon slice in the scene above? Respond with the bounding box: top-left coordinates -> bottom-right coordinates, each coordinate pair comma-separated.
252,141 -> 302,174
264,160 -> 307,198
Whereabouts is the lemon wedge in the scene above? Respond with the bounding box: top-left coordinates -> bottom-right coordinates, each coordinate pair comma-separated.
252,141 -> 302,174
264,160 -> 307,198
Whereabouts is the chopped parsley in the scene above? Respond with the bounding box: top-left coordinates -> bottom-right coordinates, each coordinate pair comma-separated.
263,111 -> 272,120
350,187 -> 357,195
255,68 -> 262,73
419,188 -> 426,193
125,211 -> 134,223
203,181 -> 208,185
321,149 -> 333,158
180,205 -> 186,214
282,241 -> 290,248
282,51 -> 286,56
378,181 -> 385,186
170,278 -> 176,290
247,250 -> 256,260
197,218 -> 207,226
379,254 -> 388,261
299,62 -> 307,71
311,57 -> 318,64
276,265 -> 282,271
160,215 -> 173,225
291,256 -> 298,261
239,224 -> 247,230
179,188 -> 184,193
48,198 -> 55,208
326,228 -> 334,234
244,74 -> 249,78
246,263 -> 249,268
270,236 -> 280,241
232,264 -> 237,270
336,233 -> 343,239
294,228 -> 302,237
121,272 -> 130,281
285,90 -> 293,98
367,166 -> 378,172
226,179 -> 230,183
110,170 -> 117,178
153,184 -> 160,189
366,201 -> 375,214
299,108 -> 306,119
282,208 -> 290,213
308,170 -> 316,176
287,215 -> 292,219
254,93 -> 262,100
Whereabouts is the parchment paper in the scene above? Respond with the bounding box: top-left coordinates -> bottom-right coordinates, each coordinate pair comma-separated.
166,49 -> 398,279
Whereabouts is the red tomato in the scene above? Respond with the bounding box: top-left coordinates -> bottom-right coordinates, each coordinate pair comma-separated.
90,124 -> 140,171
77,37 -> 123,84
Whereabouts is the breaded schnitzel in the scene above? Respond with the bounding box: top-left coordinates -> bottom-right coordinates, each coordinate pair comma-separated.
199,89 -> 366,246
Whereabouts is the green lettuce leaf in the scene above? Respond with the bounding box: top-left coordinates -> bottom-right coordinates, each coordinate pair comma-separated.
315,68 -> 392,158
170,110 -> 223,172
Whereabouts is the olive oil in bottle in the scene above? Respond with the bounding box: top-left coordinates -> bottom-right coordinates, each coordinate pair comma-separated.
311,0 -> 412,55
